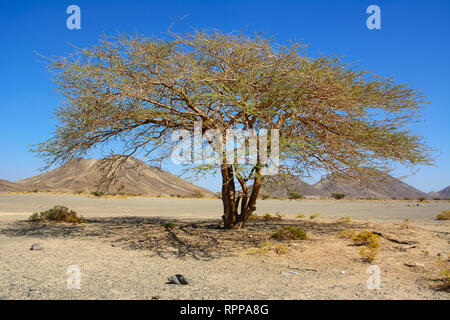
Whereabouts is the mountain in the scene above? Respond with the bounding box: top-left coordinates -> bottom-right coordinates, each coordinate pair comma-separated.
16,157 -> 214,197
429,186 -> 450,199
257,174 -> 328,198
0,179 -> 28,192
313,172 -> 429,199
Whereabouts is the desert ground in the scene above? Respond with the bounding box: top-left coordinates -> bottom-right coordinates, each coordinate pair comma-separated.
0,193 -> 448,300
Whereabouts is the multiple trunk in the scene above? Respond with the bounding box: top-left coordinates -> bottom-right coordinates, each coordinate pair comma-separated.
220,164 -> 262,229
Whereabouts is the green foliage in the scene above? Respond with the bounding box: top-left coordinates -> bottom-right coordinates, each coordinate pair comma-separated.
91,190 -> 105,197
163,222 -> 177,229
29,206 -> 86,224
331,193 -> 346,200
289,192 -> 304,200
271,226 -> 308,240
35,29 -> 433,229
309,214 -> 320,219
296,214 -> 306,219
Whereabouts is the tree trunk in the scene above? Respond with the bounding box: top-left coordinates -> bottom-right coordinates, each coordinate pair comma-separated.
220,164 -> 262,229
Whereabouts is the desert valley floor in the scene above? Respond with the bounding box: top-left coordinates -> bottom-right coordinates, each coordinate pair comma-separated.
0,193 -> 448,299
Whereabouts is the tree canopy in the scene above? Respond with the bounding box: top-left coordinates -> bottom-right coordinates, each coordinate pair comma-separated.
35,29 -> 432,228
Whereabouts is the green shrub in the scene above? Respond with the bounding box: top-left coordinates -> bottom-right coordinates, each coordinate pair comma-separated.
91,190 -> 105,197
309,213 -> 320,219
289,192 -> 304,200
271,226 -> 308,240
436,210 -> 450,221
331,193 -> 346,200
296,214 -> 306,219
29,206 -> 86,224
163,222 -> 177,229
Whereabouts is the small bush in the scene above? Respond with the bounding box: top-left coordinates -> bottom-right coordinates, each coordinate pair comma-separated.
163,222 -> 177,229
261,193 -> 271,200
359,246 -> 379,263
338,229 -> 355,239
271,226 -> 307,240
247,241 -> 290,255
337,216 -> 352,223
29,206 -> 86,224
331,193 -> 346,200
261,213 -> 281,220
273,244 -> 289,254
352,231 -> 380,263
436,210 -> 450,221
91,190 -> 105,197
437,256 -> 450,290
191,191 -> 205,198
289,192 -> 304,200
352,230 -> 380,246
309,214 -> 320,219
296,214 -> 306,219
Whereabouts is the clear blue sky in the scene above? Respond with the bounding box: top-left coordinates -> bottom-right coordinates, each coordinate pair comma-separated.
0,0 -> 449,193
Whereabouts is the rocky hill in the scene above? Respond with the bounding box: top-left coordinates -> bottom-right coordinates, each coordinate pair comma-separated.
256,174 -> 328,198
429,186 -> 450,199
16,157 -> 213,197
0,179 -> 28,192
313,173 -> 429,199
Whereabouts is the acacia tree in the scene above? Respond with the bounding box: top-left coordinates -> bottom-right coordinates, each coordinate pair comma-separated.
35,30 -> 431,229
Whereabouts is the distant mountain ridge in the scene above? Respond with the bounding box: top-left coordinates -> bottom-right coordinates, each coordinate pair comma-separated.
0,179 -> 28,192
429,186 -> 450,199
258,174 -> 328,198
16,157 -> 214,197
313,173 -> 429,199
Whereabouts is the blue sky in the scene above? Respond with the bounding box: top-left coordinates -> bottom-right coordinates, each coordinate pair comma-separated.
0,0 -> 449,193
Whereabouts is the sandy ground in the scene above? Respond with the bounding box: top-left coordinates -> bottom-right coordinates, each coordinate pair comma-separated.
0,193 -> 448,300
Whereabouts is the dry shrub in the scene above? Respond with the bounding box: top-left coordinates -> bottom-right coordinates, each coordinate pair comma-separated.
271,226 -> 307,240
247,242 -> 289,255
337,216 -> 352,223
352,231 -> 380,262
436,210 -> 450,221
29,206 -> 86,224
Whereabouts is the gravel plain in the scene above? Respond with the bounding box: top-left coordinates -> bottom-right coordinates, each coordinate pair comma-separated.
0,193 -> 448,300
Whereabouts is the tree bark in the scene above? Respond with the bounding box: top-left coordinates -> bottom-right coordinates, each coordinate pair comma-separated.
221,163 -> 262,229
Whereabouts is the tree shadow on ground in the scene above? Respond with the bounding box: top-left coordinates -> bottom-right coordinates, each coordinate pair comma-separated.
0,216 -> 367,261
